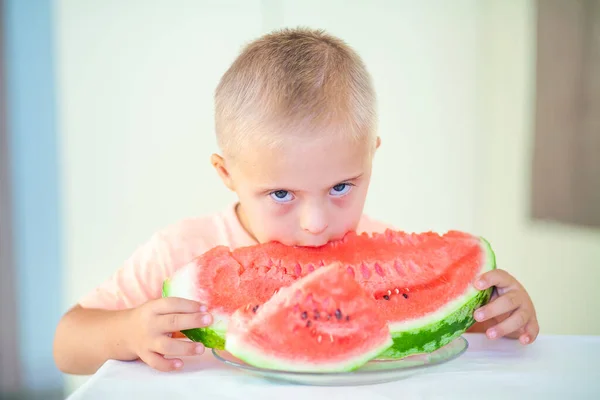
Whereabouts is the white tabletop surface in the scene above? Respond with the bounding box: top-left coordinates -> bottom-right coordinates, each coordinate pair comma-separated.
67,333 -> 600,400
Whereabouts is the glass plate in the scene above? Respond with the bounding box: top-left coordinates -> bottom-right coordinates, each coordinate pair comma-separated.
212,336 -> 468,386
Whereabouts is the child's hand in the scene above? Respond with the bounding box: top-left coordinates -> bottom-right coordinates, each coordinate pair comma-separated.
473,269 -> 539,344
127,297 -> 212,371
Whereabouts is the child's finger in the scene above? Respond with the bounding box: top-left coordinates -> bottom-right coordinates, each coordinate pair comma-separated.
487,308 -> 530,339
152,297 -> 206,314
474,269 -> 517,291
158,312 -> 213,333
154,336 -> 205,357
474,291 -> 521,322
520,316 -> 540,344
142,351 -> 183,372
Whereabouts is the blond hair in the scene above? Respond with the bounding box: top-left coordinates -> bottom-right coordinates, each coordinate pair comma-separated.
214,27 -> 377,158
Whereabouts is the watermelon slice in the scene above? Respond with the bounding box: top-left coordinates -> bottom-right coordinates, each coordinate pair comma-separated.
162,229 -> 496,359
225,262 -> 393,372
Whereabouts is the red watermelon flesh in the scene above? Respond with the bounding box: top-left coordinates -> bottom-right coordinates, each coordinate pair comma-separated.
163,229 -> 496,358
225,262 -> 393,372
230,230 -> 486,323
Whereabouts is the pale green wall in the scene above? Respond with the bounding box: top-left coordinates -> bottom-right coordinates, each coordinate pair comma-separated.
475,0 -> 600,336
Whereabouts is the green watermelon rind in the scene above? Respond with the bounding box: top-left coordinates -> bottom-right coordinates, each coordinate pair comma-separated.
177,327 -> 226,349
225,332 -> 394,373
161,279 -> 227,349
377,236 -> 497,359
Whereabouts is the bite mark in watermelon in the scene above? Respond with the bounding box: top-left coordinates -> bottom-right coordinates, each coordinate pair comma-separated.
225,262 -> 393,372
162,229 -> 496,358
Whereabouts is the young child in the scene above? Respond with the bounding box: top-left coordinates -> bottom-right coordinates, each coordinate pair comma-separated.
52,27 -> 539,375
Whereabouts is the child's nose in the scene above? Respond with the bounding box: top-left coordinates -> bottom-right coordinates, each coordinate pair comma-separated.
300,207 -> 328,235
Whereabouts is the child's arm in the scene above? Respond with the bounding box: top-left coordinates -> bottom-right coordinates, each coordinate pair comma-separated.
53,221 -> 219,374
53,305 -> 136,374
53,298 -> 212,375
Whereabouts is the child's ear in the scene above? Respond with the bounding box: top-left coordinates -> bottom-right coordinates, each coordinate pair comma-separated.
376,136 -> 381,149
211,153 -> 235,191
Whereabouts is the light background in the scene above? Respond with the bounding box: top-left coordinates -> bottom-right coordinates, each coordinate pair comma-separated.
3,0 -> 599,396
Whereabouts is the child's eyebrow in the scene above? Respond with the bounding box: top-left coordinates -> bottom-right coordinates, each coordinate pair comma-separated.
339,173 -> 364,183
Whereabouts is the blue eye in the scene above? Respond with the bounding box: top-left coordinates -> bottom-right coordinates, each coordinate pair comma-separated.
329,183 -> 352,196
270,190 -> 294,203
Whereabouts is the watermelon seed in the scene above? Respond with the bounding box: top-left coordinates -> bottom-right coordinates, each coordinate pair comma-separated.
394,288 -> 400,295
317,335 -> 322,343
335,309 -> 342,320
306,320 -> 312,328
252,305 -> 259,313
387,290 -> 392,296
346,266 -> 355,278
383,295 -> 390,300
403,293 -> 409,299
346,315 -> 350,321
314,310 -> 320,320
329,334 -> 334,343
301,311 -> 308,320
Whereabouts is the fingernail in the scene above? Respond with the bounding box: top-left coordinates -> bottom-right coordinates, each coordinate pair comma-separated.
522,335 -> 530,344
475,311 -> 484,321
199,304 -> 208,312
202,314 -> 212,325
196,344 -> 205,354
488,329 -> 497,339
173,360 -> 183,369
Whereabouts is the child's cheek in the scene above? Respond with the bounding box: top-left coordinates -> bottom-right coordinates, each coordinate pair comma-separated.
331,196 -> 349,208
331,192 -> 358,211
331,194 -> 364,231
269,202 -> 293,218
260,209 -> 295,242
263,203 -> 295,232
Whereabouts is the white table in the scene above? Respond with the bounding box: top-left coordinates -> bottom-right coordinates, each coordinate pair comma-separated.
67,333 -> 600,399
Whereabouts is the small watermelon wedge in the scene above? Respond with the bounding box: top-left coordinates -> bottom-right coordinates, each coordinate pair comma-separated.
162,229 -> 496,359
225,262 -> 393,372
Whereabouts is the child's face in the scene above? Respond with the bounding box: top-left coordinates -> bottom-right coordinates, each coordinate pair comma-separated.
213,133 -> 379,247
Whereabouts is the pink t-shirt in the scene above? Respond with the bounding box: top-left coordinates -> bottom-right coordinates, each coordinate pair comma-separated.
78,203 -> 393,310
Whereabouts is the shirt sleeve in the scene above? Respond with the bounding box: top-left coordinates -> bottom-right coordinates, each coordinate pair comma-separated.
77,230 -> 182,310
